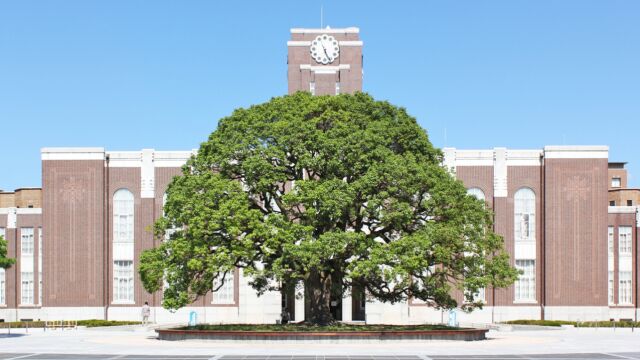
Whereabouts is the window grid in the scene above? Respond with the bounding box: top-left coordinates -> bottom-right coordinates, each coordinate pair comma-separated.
514,188 -> 536,242
608,226 -> 614,255
113,260 -> 134,302
113,189 -> 134,244
0,268 -> 5,305
618,271 -> 632,305
611,178 -> 621,188
39,227 -> 43,305
21,228 -> 34,255
21,272 -> 34,305
619,226 -> 632,255
608,270 -> 615,305
212,270 -> 235,305
515,260 -> 535,302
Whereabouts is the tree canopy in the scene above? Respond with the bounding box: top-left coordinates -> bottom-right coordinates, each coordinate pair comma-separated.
140,92 -> 518,325
0,234 -> 15,269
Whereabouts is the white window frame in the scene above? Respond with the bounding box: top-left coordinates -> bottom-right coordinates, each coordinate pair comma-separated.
618,271 -> 632,305
335,82 -> 341,95
21,228 -> 34,255
608,270 -> 615,305
611,177 -> 621,188
619,226 -> 632,256
39,227 -> 43,305
212,270 -> 236,305
21,271 -> 34,305
0,268 -> 5,305
514,259 -> 536,303
309,82 -> 316,96
608,226 -> 614,255
514,188 -> 536,242
113,189 -> 134,245
113,260 -> 134,303
113,189 -> 135,304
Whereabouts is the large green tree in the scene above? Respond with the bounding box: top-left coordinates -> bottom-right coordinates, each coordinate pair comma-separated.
140,92 -> 518,325
0,234 -> 15,269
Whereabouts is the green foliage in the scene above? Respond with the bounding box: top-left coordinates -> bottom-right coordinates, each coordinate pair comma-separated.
0,319 -> 140,328
181,323 -> 459,332
140,92 -> 519,321
0,235 -> 16,269
504,319 -> 576,327
505,319 -> 640,328
77,319 -> 141,327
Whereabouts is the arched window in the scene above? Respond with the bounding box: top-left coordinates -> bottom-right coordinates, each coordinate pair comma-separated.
514,187 -> 536,302
113,189 -> 134,303
467,187 -> 485,202
114,189 -> 134,244
465,187 -> 486,303
514,188 -> 535,242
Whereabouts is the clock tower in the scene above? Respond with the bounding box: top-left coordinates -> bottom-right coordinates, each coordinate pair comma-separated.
287,27 -> 363,95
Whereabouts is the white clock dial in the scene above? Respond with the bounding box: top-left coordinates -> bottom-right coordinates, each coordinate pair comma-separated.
310,34 -> 339,64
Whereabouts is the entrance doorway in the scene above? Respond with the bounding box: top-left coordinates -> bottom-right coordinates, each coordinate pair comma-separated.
351,285 -> 366,321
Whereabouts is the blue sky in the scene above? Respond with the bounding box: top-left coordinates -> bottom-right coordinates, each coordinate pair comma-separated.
1,1 -> 639,190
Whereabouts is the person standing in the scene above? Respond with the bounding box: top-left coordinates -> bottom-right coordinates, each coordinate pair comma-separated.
141,301 -> 151,326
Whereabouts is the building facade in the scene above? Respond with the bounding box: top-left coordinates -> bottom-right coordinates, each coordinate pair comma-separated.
1,27 -> 638,324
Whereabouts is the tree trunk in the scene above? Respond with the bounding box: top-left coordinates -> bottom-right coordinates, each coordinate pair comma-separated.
304,269 -> 334,325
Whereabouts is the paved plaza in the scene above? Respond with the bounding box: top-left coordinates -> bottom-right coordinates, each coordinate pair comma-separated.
1,326 -> 640,359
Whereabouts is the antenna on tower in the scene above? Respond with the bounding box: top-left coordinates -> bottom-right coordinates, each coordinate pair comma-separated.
320,5 -> 323,28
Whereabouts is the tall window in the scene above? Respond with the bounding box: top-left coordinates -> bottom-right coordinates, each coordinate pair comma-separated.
465,188 -> 486,302
608,226 -> 614,305
113,260 -> 134,302
309,82 -> 316,96
21,272 -> 34,304
20,228 -> 35,305
21,228 -> 34,255
515,259 -> 535,302
608,271 -> 615,305
608,226 -> 614,255
335,82 -> 341,95
619,271 -> 632,305
39,227 -> 43,305
113,189 -> 134,303
212,270 -> 235,305
619,226 -> 632,255
114,189 -> 134,245
0,268 -> 5,305
0,227 -> 4,305
514,188 -> 535,242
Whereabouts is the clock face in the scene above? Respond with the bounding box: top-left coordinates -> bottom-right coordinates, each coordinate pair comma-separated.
310,34 -> 339,65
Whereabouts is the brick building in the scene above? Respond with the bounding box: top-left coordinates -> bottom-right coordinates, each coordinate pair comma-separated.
0,27 -> 638,324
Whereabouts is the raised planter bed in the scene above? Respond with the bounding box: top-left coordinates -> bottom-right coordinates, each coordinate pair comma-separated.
156,326 -> 488,342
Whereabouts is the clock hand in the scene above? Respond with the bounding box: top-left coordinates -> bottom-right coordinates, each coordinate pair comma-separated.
320,42 -> 330,59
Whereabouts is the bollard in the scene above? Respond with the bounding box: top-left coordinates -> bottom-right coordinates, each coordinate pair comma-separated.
26,321 -> 29,333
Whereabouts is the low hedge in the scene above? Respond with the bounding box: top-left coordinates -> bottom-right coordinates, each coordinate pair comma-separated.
180,323 -> 459,332
0,319 -> 141,328
504,319 -> 640,327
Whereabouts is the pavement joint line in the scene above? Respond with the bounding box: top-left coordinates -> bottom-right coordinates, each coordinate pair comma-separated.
417,355 -> 432,360
209,355 -> 223,360
107,356 -> 127,360
5,354 -> 40,360
603,354 -> 637,360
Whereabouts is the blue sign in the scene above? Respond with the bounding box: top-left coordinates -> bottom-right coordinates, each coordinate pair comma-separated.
188,311 -> 198,326
447,309 -> 458,327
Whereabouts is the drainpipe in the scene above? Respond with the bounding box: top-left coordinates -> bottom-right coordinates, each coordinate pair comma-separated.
635,206 -> 638,323
540,154 -> 546,320
104,154 -> 110,320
